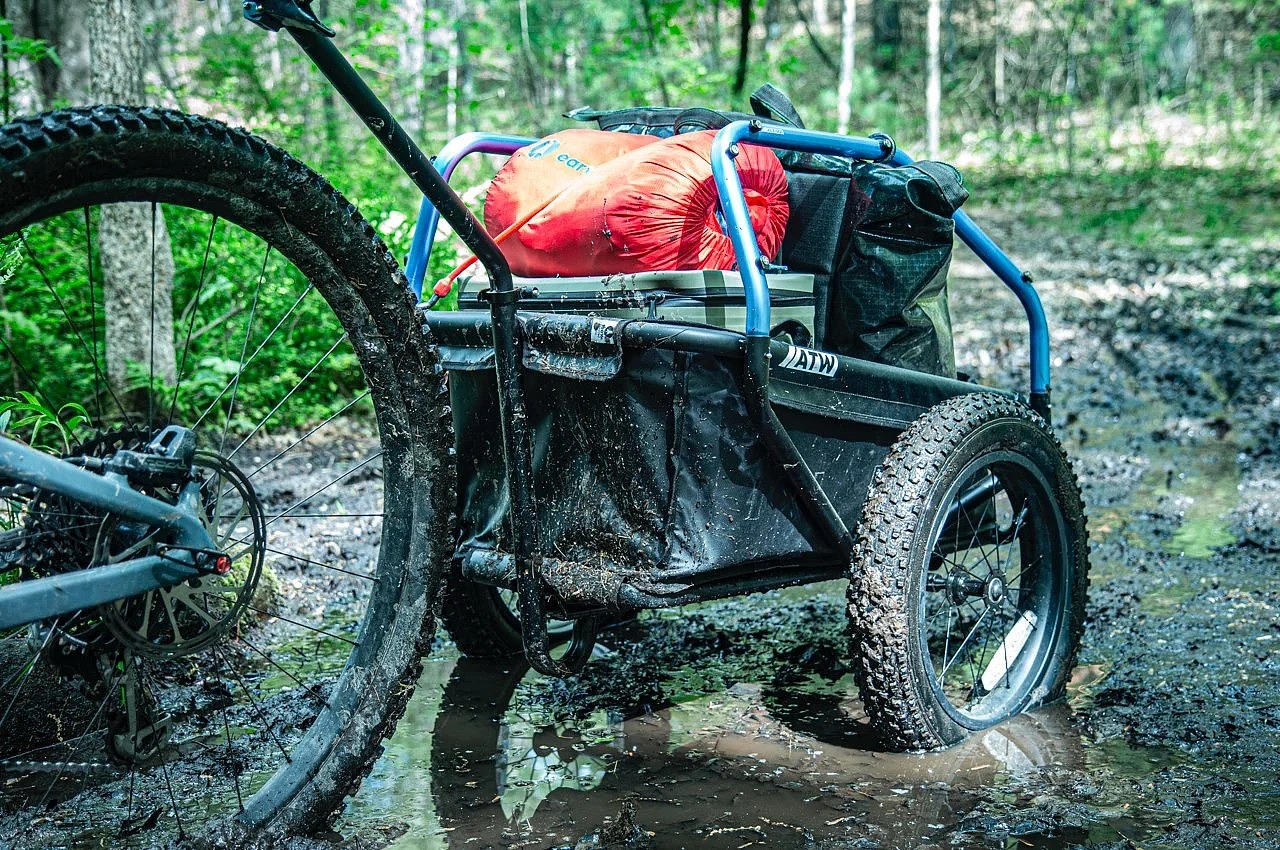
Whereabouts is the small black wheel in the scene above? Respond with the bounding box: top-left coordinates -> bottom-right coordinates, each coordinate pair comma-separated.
848,393 -> 1088,751
441,568 -> 575,658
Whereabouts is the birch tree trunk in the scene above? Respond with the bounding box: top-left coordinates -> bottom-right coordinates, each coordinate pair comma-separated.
813,0 -> 829,30
88,0 -> 176,414
994,0 -> 1006,128
926,0 -> 942,158
836,0 -> 855,134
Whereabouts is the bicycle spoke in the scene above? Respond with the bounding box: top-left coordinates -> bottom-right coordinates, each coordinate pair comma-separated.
937,604 -> 994,680
16,230 -> 133,429
244,390 -> 371,478
171,214 -> 220,425
237,633 -> 325,700
2,107 -> 442,845
229,333 -> 348,460
263,451 -> 384,531
32,665 -> 118,814
216,245 -> 268,454
257,542 -> 378,581
213,646 -> 294,765
149,203 -> 158,427
242,605 -> 358,647
84,208 -> 102,423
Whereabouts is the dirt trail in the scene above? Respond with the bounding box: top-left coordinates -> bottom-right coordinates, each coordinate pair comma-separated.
336,198 -> 1280,849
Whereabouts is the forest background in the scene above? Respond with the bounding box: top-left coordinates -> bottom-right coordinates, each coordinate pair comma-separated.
0,0 -> 1277,421
4,0 -> 1278,265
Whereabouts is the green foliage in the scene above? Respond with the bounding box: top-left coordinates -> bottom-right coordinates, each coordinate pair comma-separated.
0,391 -> 90,454
979,166 -> 1280,257
1,206 -> 374,442
0,18 -> 57,64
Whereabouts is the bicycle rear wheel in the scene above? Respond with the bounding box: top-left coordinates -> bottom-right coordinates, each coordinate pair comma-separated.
0,107 -> 454,845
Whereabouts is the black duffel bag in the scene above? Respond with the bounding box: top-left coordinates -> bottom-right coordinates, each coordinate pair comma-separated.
566,85 -> 967,377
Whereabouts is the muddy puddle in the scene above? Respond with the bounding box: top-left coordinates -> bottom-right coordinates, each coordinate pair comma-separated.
336,573 -> 1269,849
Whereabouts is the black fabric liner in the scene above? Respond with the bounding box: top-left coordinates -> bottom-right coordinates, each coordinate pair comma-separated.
450,342 -> 985,609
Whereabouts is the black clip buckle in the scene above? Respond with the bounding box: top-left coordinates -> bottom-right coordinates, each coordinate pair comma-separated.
242,0 -> 336,36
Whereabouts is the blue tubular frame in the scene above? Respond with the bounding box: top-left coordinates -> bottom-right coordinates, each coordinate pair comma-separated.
404,133 -> 535,299
410,124 -> 1051,405
0,436 -> 215,630
708,120 -> 1051,406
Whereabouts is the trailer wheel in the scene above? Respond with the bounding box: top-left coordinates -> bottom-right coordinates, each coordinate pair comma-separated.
441,570 -> 576,658
848,393 -> 1088,751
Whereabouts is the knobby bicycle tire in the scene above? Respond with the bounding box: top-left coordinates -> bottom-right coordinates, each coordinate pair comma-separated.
0,106 -> 455,846
848,393 -> 1088,751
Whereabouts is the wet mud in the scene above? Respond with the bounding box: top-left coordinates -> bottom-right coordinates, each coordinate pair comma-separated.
335,206 -> 1280,849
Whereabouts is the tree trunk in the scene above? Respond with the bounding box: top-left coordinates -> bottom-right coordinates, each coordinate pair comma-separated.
993,0 -> 1006,128
2,0 -> 10,122
870,0 -> 900,70
446,1 -> 459,139
1159,0 -> 1195,96
733,0 -> 751,95
397,0 -> 427,140
709,0 -> 722,71
927,0 -> 941,158
813,0 -> 828,30
88,0 -> 176,415
836,0 -> 855,134
4,0 -> 89,111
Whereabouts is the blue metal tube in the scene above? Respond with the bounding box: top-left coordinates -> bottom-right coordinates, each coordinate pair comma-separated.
709,120 -> 1050,396
951,210 -> 1050,396
710,122 -> 892,338
405,133 -> 535,299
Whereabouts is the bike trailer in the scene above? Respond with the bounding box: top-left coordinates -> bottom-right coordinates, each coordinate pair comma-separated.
455,269 -> 816,341
417,115 -> 1086,754
435,308 -> 1000,609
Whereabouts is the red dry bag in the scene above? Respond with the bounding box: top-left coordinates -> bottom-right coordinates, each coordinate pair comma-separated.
483,129 -> 789,277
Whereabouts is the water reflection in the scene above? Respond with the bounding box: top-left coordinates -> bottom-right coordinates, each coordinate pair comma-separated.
345,650 -> 1089,849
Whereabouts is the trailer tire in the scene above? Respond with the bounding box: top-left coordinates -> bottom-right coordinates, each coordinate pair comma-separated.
848,393 -> 1088,751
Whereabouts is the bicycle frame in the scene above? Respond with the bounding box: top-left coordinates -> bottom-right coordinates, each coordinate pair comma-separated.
0,435 -> 216,631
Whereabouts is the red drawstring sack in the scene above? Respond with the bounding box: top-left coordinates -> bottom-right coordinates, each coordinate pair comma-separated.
483,128 -> 789,277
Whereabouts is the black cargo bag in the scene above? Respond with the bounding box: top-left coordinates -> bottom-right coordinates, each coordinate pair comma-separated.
568,85 -> 967,377
782,157 -> 966,376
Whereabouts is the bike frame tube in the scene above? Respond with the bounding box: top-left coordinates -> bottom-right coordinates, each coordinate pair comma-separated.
0,436 -> 214,629
287,30 -> 514,295
405,133 -> 534,299
0,554 -> 201,631
709,120 -> 1051,403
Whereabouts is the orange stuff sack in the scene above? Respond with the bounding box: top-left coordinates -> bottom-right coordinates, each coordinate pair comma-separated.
483,129 -> 789,277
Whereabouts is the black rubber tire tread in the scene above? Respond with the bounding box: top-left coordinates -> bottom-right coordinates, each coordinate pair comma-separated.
439,566 -> 586,659
847,393 -> 1088,752
440,567 -> 527,657
0,106 -> 456,844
